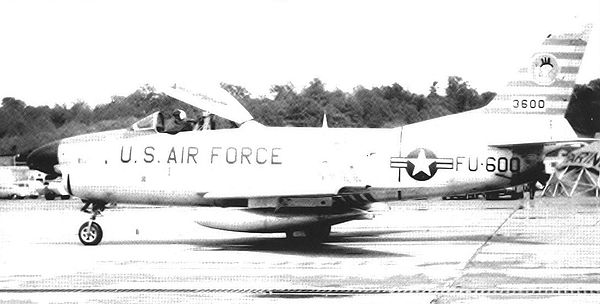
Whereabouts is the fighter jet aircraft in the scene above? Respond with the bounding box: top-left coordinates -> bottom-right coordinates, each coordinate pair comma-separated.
28,24 -> 596,245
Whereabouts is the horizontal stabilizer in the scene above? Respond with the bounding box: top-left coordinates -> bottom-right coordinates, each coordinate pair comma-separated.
489,139 -> 598,158
489,138 -> 598,149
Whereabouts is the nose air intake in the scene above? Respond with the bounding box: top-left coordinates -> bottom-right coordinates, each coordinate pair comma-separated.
27,140 -> 60,175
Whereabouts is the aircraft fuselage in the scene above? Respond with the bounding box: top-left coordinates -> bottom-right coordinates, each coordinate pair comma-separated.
57,112 -> 549,206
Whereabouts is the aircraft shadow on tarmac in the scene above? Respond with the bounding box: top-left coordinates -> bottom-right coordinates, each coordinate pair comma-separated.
94,228 -> 543,257
97,229 -> 416,258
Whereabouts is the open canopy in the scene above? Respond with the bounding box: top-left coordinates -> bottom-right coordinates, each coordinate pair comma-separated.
155,83 -> 255,126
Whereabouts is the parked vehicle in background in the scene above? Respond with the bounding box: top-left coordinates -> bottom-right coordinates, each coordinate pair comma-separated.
443,186 -> 527,200
0,182 -> 39,199
483,186 -> 524,200
40,178 -> 71,200
442,193 -> 482,200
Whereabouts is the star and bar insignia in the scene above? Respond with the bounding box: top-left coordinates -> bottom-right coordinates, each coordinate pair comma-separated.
390,148 -> 453,181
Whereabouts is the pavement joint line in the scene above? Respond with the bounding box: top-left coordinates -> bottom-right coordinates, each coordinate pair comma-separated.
444,204 -> 522,289
0,288 -> 599,294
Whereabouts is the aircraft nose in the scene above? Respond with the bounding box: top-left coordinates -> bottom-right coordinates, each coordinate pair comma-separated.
27,140 -> 60,174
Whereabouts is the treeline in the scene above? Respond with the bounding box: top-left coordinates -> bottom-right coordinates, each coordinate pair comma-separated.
1,76 -> 599,160
566,79 -> 600,137
226,77 -> 494,128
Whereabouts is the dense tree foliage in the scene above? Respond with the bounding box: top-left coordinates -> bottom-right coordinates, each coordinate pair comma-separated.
565,79 -> 600,137
3,76 -> 598,161
231,77 -> 495,128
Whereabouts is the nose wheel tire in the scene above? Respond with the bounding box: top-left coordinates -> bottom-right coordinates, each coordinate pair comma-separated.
78,222 -> 103,246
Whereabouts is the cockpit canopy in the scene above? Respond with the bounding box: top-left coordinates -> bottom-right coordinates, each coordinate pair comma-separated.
130,111 -> 165,133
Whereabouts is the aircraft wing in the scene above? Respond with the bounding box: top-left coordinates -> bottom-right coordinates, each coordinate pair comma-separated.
203,183 -> 388,212
203,190 -> 338,200
203,184 -> 339,199
157,83 -> 255,126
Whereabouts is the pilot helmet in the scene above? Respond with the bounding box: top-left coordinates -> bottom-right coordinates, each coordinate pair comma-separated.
172,109 -> 187,121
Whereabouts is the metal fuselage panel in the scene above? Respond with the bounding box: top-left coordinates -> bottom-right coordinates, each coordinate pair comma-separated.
60,127 -> 400,205
59,110 -> 561,206
396,111 -> 554,198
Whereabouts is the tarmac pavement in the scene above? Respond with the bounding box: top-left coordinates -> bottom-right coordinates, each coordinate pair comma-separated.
0,197 -> 599,303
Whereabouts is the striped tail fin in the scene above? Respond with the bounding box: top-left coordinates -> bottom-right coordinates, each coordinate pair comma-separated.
481,24 -> 593,115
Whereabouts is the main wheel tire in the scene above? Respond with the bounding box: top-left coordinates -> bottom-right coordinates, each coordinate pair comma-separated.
60,195 -> 71,200
45,192 -> 56,200
78,222 -> 103,246
304,225 -> 331,242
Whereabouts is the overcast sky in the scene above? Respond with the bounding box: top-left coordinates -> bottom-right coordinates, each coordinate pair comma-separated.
0,0 -> 599,107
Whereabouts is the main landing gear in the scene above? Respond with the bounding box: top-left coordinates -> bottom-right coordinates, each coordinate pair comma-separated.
286,224 -> 332,243
78,200 -> 106,246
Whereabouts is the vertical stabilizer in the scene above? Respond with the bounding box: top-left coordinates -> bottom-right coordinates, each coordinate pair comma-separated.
482,24 -> 592,115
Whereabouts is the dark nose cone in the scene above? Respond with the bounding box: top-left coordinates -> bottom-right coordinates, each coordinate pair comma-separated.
27,140 -> 60,174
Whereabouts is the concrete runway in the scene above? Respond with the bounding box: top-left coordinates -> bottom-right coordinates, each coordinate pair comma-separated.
1,197 -> 599,303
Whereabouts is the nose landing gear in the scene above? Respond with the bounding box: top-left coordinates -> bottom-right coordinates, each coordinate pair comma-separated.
78,220 -> 103,246
78,200 -> 106,246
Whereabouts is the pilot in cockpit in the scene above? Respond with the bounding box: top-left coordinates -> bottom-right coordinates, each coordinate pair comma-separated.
196,110 -> 214,131
166,109 -> 195,133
